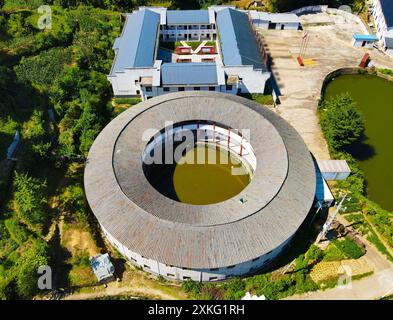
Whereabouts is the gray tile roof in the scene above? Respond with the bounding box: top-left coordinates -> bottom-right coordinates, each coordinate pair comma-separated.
216,8 -> 265,70
167,10 -> 210,25
161,63 -> 218,85
111,9 -> 160,73
84,92 -> 316,269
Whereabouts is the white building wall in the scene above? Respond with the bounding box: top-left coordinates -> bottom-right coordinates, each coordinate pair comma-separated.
224,66 -> 270,94
372,0 -> 393,50
100,224 -> 294,282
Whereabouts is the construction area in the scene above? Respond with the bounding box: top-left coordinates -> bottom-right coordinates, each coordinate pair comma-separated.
258,10 -> 393,160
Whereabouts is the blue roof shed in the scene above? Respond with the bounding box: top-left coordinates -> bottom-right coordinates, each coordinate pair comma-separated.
353,34 -> 378,42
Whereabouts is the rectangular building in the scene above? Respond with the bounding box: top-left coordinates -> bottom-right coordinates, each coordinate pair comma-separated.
107,6 -> 271,100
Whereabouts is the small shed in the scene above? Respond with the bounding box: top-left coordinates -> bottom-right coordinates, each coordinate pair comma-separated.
316,160 -> 351,181
90,253 -> 115,283
352,34 -> 378,48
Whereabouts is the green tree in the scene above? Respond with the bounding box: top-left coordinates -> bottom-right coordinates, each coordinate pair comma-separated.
13,172 -> 48,233
319,93 -> 364,150
15,239 -> 50,299
22,110 -> 51,159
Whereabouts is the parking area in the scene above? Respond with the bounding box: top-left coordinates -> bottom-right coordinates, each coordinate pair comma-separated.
258,11 -> 393,160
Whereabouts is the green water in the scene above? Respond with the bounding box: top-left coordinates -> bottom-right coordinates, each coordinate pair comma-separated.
325,74 -> 393,211
173,145 -> 251,205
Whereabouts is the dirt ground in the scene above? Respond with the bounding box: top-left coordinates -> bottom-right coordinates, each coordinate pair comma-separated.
62,224 -> 101,257
258,11 -> 393,160
65,265 -> 188,300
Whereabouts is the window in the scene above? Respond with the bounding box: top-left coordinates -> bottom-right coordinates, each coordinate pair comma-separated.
166,273 -> 175,277
143,264 -> 151,270
210,268 -> 219,271
178,87 -> 185,91
183,276 -> 191,280
252,257 -> 259,262
209,276 -> 218,281
226,85 -> 232,91
227,265 -> 236,269
146,87 -> 152,92
163,87 -> 170,92
209,87 -> 216,91
136,90 -> 140,95
194,87 -> 200,91
131,257 -> 137,263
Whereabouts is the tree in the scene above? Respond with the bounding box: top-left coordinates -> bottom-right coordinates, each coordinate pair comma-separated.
319,93 -> 364,150
22,110 -> 51,159
15,239 -> 50,299
13,172 -> 48,233
59,183 -> 87,222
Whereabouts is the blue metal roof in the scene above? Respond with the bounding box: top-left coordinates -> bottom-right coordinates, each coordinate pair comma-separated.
216,8 -> 265,70
161,63 -> 218,85
167,10 -> 210,25
380,0 -> 393,27
353,34 -> 378,41
111,9 -> 160,73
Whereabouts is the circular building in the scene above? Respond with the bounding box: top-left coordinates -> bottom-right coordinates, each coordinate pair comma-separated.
84,92 -> 316,282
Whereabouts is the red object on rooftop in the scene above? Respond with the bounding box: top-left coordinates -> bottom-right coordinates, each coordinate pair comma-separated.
297,56 -> 304,66
176,46 -> 192,55
359,53 -> 370,68
200,46 -> 216,54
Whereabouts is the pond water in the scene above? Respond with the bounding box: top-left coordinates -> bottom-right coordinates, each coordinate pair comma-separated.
325,74 -> 393,211
144,144 -> 251,205
173,145 -> 250,205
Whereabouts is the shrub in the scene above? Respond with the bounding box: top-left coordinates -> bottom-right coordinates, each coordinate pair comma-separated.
14,47 -> 72,89
181,279 -> 202,296
114,97 -> 142,105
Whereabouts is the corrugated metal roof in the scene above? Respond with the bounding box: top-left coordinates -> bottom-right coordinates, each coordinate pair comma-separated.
380,0 -> 393,27
167,10 -> 210,25
316,160 -> 351,173
353,34 -> 378,41
111,9 -> 160,73
161,63 -> 218,85
216,8 -> 265,69
90,254 -> 115,282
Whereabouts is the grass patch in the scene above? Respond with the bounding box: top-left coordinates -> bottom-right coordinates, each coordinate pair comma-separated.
238,93 -> 274,105
378,68 -> 393,76
114,98 -> 141,105
332,237 -> 365,260
186,41 -> 203,51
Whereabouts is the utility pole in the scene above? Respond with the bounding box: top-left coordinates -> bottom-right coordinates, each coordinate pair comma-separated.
316,194 -> 349,243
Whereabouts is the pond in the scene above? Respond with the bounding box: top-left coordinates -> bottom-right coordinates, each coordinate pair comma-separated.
325,74 -> 393,211
144,144 -> 251,205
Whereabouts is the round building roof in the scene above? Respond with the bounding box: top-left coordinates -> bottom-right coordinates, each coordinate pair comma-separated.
84,92 -> 316,269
